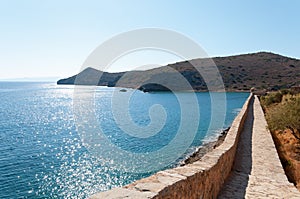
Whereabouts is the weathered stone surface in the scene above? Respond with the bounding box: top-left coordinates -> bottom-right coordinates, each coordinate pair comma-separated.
89,187 -> 155,199
170,165 -> 202,177
218,96 -> 299,198
157,170 -> 186,180
134,182 -> 165,193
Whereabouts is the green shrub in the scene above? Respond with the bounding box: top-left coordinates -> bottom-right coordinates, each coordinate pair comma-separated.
273,92 -> 283,103
265,97 -> 300,132
261,92 -> 283,106
280,89 -> 291,95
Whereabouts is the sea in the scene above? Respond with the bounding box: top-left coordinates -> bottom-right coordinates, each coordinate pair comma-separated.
0,82 -> 249,198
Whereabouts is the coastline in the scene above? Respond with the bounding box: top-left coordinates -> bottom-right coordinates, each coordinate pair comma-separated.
90,94 -> 253,199
181,127 -> 230,165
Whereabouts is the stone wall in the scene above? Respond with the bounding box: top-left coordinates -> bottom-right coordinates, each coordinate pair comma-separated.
90,94 -> 254,199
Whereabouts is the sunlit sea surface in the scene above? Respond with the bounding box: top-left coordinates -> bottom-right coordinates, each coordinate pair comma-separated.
0,82 -> 249,198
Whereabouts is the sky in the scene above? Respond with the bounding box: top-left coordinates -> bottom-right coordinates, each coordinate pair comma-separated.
0,0 -> 299,80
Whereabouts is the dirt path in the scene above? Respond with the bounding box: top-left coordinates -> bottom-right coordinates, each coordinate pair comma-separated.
218,96 -> 299,198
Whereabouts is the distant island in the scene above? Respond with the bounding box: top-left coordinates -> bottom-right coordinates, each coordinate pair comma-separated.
57,52 -> 300,92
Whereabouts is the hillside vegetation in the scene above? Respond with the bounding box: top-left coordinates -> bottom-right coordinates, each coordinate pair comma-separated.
57,52 -> 300,91
261,91 -> 300,190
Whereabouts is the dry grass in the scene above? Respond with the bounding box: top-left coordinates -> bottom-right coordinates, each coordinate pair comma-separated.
261,92 -> 300,132
260,91 -> 300,189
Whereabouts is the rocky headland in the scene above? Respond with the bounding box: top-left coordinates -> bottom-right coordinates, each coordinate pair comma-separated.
58,52 -> 300,92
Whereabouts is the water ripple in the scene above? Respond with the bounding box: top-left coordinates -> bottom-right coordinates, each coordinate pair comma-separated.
0,82 -> 249,198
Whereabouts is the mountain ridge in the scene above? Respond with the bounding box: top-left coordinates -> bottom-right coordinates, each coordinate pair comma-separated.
57,52 -> 300,91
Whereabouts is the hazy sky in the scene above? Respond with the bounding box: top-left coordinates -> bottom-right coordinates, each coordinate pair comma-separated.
0,0 -> 299,80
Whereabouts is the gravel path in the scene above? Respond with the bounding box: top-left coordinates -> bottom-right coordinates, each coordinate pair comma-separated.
218,96 -> 299,198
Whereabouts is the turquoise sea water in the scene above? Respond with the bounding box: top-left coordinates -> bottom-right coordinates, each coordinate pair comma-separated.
0,82 -> 249,198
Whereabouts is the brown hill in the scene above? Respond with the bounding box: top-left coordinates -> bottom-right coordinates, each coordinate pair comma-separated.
57,52 -> 300,91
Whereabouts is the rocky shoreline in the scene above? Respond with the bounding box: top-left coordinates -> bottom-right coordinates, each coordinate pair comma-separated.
181,127 -> 230,165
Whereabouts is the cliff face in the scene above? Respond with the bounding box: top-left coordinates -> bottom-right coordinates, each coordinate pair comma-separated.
57,52 -> 300,91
